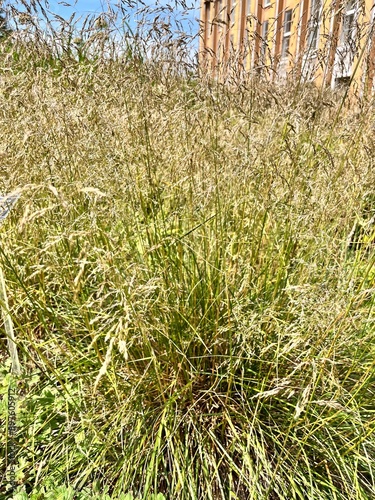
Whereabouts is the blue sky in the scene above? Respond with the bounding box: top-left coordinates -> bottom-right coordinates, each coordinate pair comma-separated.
45,0 -> 199,26
5,0 -> 200,55
42,0 -> 200,44
47,0 -> 119,18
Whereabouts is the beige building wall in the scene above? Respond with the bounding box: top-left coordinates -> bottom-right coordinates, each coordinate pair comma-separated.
200,0 -> 375,93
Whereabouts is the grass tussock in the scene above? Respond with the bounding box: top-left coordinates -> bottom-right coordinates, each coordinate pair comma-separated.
0,11 -> 375,499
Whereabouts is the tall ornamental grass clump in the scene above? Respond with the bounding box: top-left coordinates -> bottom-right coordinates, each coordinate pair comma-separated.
0,4 -> 375,498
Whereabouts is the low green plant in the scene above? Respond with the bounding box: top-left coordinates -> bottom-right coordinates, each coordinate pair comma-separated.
11,484 -> 165,499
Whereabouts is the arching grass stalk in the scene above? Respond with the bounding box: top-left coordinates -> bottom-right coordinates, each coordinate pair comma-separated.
0,193 -> 21,376
0,265 -> 21,377
0,193 -> 21,493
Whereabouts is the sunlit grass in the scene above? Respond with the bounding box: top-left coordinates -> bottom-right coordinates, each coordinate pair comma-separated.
0,17 -> 375,498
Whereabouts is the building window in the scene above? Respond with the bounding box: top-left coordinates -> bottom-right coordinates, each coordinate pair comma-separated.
335,76 -> 351,88
341,0 -> 357,45
218,0 -> 223,20
231,1 -> 237,27
204,1 -> 211,42
281,9 -> 292,58
306,0 -> 321,53
217,0 -> 225,35
243,0 -> 252,45
261,20 -> 269,62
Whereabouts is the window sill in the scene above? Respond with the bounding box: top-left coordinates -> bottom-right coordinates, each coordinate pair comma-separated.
303,49 -> 319,59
